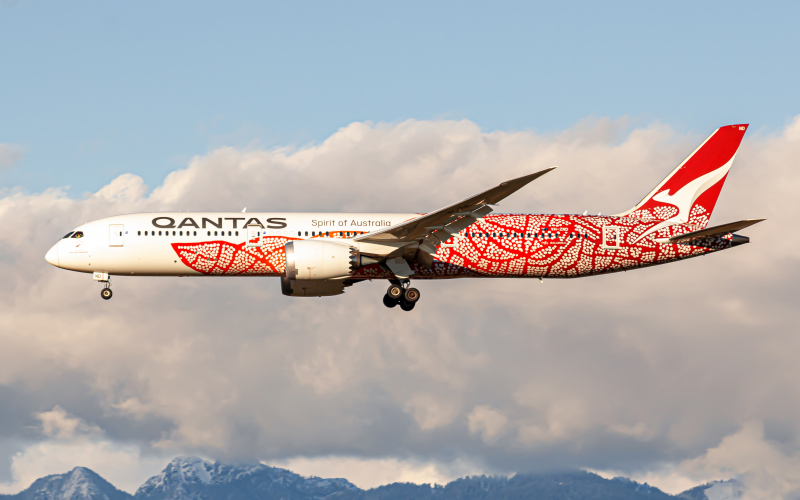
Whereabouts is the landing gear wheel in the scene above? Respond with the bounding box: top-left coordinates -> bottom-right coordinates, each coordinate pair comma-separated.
404,287 -> 420,303
387,284 -> 403,301
399,300 -> 416,311
383,294 -> 399,308
101,288 -> 113,300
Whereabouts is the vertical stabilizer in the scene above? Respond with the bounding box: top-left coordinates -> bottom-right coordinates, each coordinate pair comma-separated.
619,124 -> 748,231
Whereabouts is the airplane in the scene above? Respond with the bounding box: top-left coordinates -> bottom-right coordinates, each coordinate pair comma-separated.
45,124 -> 763,311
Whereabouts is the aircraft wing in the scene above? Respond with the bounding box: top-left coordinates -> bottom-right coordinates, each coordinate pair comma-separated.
354,168 -> 556,260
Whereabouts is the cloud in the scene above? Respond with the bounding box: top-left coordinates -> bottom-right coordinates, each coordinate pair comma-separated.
0,117 -> 798,496
679,422 -> 800,500
467,406 -> 508,444
600,420 -> 800,498
37,406 -> 103,440
0,144 -> 22,170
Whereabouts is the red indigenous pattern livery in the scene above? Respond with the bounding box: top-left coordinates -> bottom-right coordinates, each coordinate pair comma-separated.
171,213 -> 735,279
172,236 -> 297,275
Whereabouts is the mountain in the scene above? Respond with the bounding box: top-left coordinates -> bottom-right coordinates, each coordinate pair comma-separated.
1,457 -> 732,500
0,467 -> 132,500
336,471 -> 675,500
134,456 -> 357,500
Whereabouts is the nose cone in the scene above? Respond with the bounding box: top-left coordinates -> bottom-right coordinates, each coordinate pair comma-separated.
45,243 -> 60,267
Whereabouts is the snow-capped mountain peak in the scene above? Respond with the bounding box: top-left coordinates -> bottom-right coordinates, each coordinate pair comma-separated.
134,457 -> 356,500
166,457 -> 214,485
2,466 -> 131,500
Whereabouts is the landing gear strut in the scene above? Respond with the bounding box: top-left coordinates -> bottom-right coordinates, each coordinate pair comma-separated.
383,280 -> 420,311
94,272 -> 112,300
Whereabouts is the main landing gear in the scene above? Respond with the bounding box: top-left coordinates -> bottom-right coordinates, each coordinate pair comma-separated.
383,281 -> 420,311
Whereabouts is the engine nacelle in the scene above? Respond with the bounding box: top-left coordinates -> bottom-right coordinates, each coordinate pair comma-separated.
281,277 -> 345,297
285,240 -> 358,281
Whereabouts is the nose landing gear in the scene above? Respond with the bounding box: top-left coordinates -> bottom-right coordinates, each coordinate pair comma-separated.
383,281 -> 420,311
94,272 -> 112,300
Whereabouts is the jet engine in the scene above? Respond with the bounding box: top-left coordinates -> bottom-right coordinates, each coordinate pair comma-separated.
281,240 -> 379,297
284,240 -> 379,281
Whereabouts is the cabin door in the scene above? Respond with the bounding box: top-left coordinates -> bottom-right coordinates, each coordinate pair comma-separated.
109,224 -> 124,247
602,225 -> 621,250
246,225 -> 263,248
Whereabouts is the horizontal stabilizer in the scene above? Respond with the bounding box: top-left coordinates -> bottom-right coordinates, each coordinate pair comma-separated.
657,219 -> 765,244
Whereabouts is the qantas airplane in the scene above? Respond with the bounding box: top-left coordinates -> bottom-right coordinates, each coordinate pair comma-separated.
45,124 -> 762,311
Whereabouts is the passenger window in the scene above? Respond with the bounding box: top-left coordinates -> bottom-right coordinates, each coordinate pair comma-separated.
214,231 -> 218,236
138,231 -> 141,236
207,231 -> 210,236
235,231 -> 238,236
194,231 -> 197,236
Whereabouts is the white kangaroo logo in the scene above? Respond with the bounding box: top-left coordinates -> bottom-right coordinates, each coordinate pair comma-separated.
633,157 -> 734,243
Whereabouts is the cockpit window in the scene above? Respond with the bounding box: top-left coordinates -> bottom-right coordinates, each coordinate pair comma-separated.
62,232 -> 74,239
71,231 -> 84,238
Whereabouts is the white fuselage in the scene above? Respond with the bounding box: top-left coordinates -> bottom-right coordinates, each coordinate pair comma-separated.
47,212 -> 417,276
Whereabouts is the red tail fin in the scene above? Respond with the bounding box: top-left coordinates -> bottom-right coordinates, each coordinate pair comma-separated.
620,124 -> 748,229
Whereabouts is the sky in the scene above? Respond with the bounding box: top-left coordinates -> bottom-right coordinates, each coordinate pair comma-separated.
2,1 -> 800,195
1,2 -> 800,500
